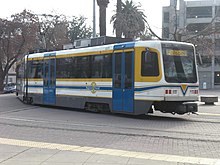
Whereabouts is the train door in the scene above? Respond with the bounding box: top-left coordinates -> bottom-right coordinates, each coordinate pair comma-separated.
43,53 -> 56,105
112,43 -> 135,113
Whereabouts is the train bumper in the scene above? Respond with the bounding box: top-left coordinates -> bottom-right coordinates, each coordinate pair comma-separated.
154,102 -> 198,115
182,102 -> 198,114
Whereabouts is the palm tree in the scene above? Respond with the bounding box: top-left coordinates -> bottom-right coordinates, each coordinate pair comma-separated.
111,0 -> 146,39
115,0 -> 122,37
97,0 -> 109,36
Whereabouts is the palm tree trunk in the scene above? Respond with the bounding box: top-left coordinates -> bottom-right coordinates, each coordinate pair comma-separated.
97,0 -> 109,36
99,5 -> 107,36
116,0 -> 122,37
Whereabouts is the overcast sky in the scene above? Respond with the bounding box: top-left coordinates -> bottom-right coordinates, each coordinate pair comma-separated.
0,0 -> 170,37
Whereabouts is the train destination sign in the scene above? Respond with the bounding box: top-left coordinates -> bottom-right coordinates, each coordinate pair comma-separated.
166,49 -> 187,56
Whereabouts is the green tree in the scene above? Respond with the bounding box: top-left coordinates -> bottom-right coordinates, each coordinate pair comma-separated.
97,0 -> 109,36
68,16 -> 92,42
37,13 -> 69,50
0,10 -> 93,93
111,0 -> 147,38
0,10 -> 39,93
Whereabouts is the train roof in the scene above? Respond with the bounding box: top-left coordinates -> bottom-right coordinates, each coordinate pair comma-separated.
26,40 -> 194,59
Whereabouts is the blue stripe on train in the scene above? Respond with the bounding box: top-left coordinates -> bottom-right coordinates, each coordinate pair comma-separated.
27,85 -> 112,90
27,85 -> 198,92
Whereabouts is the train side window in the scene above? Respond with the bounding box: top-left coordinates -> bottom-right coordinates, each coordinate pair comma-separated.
77,56 -> 90,78
35,60 -> 43,78
113,53 -> 122,88
56,54 -> 112,79
16,63 -> 25,79
91,55 -> 104,78
91,54 -> 112,78
104,54 -> 112,78
125,51 -> 132,89
27,60 -> 43,78
141,51 -> 159,76
56,58 -> 69,78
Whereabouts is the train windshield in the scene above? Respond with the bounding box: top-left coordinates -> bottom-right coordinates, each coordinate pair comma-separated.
162,43 -> 197,83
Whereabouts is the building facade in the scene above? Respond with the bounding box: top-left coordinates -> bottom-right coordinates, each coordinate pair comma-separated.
4,65 -> 16,84
162,0 -> 220,89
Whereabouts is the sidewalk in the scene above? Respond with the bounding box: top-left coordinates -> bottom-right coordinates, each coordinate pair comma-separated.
0,138 -> 220,165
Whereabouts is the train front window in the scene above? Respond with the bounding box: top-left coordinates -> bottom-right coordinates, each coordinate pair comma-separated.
141,51 -> 159,77
162,43 -> 197,83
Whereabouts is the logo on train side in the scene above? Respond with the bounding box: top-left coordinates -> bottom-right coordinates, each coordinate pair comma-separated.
91,82 -> 97,94
86,82 -> 100,94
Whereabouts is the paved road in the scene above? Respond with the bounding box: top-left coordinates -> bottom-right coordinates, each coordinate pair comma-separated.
0,93 -> 220,164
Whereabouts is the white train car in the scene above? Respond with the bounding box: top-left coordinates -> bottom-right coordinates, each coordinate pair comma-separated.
16,40 -> 199,115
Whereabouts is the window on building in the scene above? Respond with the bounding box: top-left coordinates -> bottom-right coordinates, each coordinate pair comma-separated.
215,56 -> 220,66
215,22 -> 220,31
215,6 -> 220,17
186,23 -> 209,33
162,27 -> 169,39
215,39 -> 220,51
200,55 -> 212,67
186,6 -> 212,18
214,71 -> 220,85
163,12 -> 169,23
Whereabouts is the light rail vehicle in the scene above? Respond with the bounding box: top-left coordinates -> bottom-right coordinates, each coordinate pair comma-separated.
16,40 -> 199,115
